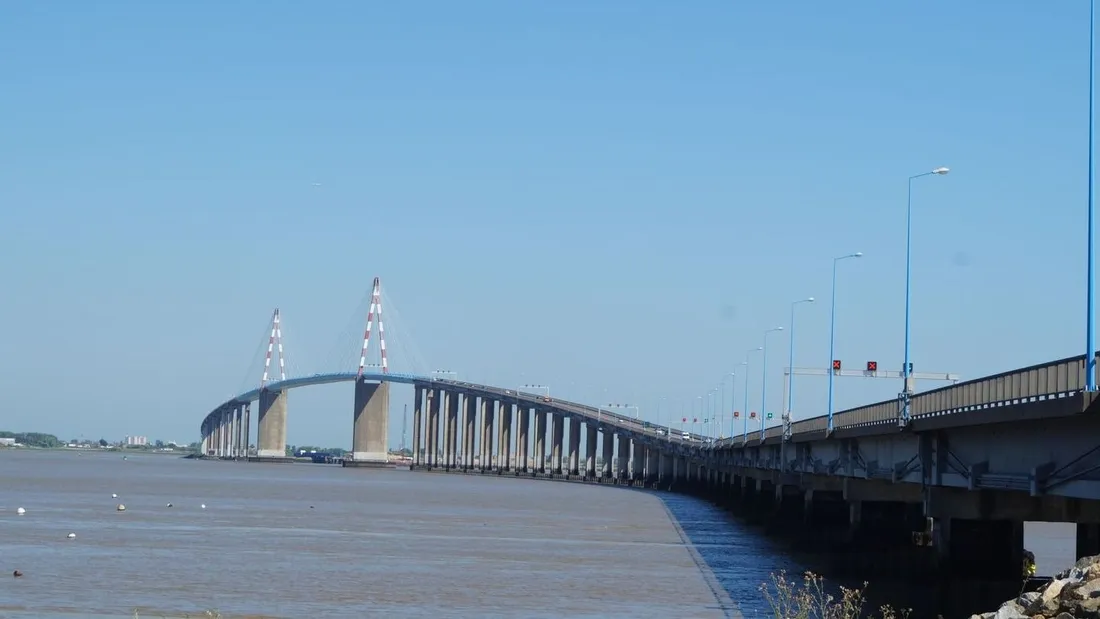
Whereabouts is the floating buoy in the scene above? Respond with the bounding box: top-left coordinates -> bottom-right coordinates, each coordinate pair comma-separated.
111,493 -> 118,499
66,533 -> 75,539
200,504 -> 206,509
165,503 -> 172,508
116,504 -> 126,512
16,507 -> 25,515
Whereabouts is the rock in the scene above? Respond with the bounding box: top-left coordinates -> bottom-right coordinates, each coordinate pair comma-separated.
994,600 -> 1029,619
975,555 -> 1100,618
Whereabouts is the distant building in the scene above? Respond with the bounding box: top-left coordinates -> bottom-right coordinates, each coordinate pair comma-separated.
0,438 -> 15,446
124,435 -> 148,446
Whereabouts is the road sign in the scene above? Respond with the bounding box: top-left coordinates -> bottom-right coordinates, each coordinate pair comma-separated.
866,360 -> 877,372
733,411 -> 740,418
832,359 -> 842,372
750,411 -> 757,419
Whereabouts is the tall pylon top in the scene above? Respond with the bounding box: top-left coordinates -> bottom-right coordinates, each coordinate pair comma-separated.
260,308 -> 287,388
357,277 -> 388,377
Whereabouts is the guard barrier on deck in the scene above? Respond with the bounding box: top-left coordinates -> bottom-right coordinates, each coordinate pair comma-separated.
737,353 -> 1094,445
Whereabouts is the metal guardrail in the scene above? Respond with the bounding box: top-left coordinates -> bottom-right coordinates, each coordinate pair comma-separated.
717,354 -> 1093,448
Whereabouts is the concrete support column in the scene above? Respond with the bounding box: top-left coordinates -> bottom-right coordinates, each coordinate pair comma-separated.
446,391 -> 459,469
601,429 -> 613,478
534,410 -> 547,473
442,391 -> 454,469
256,389 -> 288,458
630,441 -> 643,481
567,417 -> 581,475
412,387 -> 423,466
427,389 -> 440,467
645,447 -> 658,483
219,410 -> 228,457
500,402 -> 512,471
242,403 -> 251,457
585,423 -> 597,477
480,397 -> 493,471
516,406 -> 529,472
616,434 -> 630,480
551,413 -> 564,474
234,406 -> 243,457
352,379 -> 390,463
463,394 -> 476,470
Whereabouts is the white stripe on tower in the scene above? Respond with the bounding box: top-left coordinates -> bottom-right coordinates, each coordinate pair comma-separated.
274,308 -> 286,381
260,308 -> 278,387
375,278 -> 388,373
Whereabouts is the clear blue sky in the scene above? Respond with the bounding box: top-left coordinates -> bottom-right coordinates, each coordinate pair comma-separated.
0,1 -> 1092,447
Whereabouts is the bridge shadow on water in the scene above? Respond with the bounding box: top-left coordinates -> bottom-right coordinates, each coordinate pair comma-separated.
651,490 -> 1021,619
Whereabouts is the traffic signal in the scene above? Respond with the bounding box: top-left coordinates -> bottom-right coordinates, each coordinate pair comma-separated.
766,412 -> 773,419
693,418 -> 698,423
733,411 -> 740,418
750,411 -> 757,419
682,417 -> 687,423
866,360 -> 877,372
832,359 -> 842,372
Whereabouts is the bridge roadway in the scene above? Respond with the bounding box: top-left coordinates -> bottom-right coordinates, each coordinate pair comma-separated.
200,353 -> 1100,579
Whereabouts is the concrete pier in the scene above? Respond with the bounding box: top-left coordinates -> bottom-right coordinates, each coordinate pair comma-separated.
427,389 -> 440,467
480,397 -> 493,471
551,413 -> 564,474
463,393 -> 476,470
516,405 -> 530,472
412,387 -> 423,466
256,389 -> 288,459
567,417 -> 581,475
349,379 -> 390,465
500,402 -> 512,471
601,430 -> 613,478
534,410 -> 547,473
585,423 -> 597,477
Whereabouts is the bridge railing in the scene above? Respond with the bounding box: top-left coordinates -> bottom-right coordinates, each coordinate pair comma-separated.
744,354 -> 1092,445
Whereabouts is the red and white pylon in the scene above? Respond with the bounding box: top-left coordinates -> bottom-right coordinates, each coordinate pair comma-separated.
357,277 -> 389,377
260,308 -> 287,388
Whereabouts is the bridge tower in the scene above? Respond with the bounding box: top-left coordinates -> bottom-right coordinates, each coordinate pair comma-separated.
350,277 -> 391,465
256,308 -> 290,459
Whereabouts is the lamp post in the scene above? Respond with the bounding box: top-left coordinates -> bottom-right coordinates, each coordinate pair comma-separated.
827,252 -> 863,434
760,327 -> 783,441
901,167 -> 949,428
431,369 -> 457,381
784,297 -> 815,440
742,349 -> 761,442
519,384 -> 550,398
1089,0 -> 1097,392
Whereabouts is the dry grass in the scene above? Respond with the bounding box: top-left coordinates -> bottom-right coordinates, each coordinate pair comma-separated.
760,571 -> 911,619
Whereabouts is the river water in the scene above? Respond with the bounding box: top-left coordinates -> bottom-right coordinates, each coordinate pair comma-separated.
0,450 -> 1073,618
0,450 -> 770,618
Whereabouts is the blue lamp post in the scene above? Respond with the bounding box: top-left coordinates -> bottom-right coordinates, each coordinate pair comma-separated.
784,297 -> 815,440
827,252 -> 863,434
1088,0 -> 1097,392
742,348 -> 761,443
760,326 -> 783,441
899,167 -> 949,428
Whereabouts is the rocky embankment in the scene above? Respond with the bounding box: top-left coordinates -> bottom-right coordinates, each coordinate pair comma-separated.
971,555 -> 1100,618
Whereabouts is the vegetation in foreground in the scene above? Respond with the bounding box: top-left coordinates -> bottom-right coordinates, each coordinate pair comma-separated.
760,571 -> 910,619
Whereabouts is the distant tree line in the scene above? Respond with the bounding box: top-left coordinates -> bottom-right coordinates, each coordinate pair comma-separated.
0,431 -> 62,448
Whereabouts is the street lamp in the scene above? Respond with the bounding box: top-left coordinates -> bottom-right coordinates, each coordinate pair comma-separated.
901,167 -> 949,428
1088,0 -> 1097,393
431,369 -> 458,381
784,297 -> 814,440
519,384 -> 550,397
760,327 -> 783,441
742,351 -> 760,442
827,252 -> 863,434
